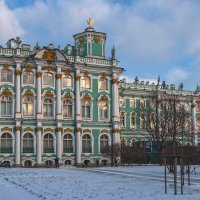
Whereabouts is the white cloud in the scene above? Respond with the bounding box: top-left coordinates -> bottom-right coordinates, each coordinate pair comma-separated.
166,66 -> 190,84
0,0 -> 23,44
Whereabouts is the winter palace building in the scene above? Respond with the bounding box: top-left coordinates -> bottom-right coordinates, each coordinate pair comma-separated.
0,19 -> 200,167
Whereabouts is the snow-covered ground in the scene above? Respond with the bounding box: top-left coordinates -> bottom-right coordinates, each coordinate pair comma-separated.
0,166 -> 200,200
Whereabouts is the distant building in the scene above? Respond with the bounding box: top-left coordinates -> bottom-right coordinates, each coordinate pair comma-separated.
0,19 -> 199,167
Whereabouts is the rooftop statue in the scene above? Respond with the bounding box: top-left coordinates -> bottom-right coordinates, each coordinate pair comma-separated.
87,18 -> 94,28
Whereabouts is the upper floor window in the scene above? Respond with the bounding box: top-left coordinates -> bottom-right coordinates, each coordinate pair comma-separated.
81,99 -> 91,118
63,134 -> 73,153
120,112 -> 125,128
81,76 -> 91,89
99,100 -> 109,120
0,69 -> 13,83
82,134 -> 92,153
140,113 -> 146,130
43,73 -> 54,87
100,134 -> 109,153
43,98 -> 53,117
63,75 -> 72,88
119,97 -> 125,108
130,112 -> 136,129
63,99 -> 72,118
0,96 -> 12,116
140,99 -> 145,109
130,98 -> 135,109
43,133 -> 54,153
99,77 -> 108,90
0,133 -> 12,153
23,96 -> 34,116
23,71 -> 34,85
23,133 -> 34,153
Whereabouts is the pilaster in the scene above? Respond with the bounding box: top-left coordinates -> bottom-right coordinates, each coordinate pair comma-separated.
36,66 -> 42,119
15,124 -> 21,166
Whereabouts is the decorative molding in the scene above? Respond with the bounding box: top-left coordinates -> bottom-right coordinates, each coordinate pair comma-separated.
76,128 -> 82,132
112,78 -> 119,84
64,128 -> 72,132
78,36 -> 85,43
0,88 -> 14,97
192,104 -> 196,108
24,65 -> 33,72
42,90 -> 56,99
64,69 -> 72,75
83,71 -> 89,76
112,128 -> 120,133
22,89 -> 36,97
2,63 -> 9,70
1,127 -> 12,132
15,126 -> 21,131
75,75 -> 81,81
36,127 -> 43,132
55,127 -> 63,132
101,129 -> 108,134
15,70 -> 22,76
45,128 -> 53,132
43,50 -> 55,64
45,66 -> 54,72
56,73 -> 62,79
24,127 -> 33,132
82,94 -> 91,101
100,72 -> 107,78
36,71 -> 42,78
62,92 -> 74,100
93,35 -> 100,43
83,129 -> 91,133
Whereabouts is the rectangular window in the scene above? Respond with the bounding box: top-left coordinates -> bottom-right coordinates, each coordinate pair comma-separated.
43,74 -> 54,87
63,76 -> 72,87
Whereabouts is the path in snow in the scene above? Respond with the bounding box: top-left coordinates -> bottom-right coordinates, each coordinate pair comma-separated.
0,166 -> 200,200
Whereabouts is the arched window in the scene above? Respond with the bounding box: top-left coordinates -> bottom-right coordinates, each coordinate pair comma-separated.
99,77 -> 108,90
99,100 -> 109,120
23,71 -> 34,85
81,76 -> 91,89
63,75 -> 72,88
23,96 -> 34,116
100,134 -> 109,153
23,133 -> 34,153
0,133 -> 12,153
43,98 -> 53,117
140,113 -> 145,130
130,98 -> 135,108
63,99 -> 72,118
0,95 -> 12,116
150,113 -> 155,129
63,134 -> 73,153
140,99 -> 145,109
81,99 -> 91,118
120,112 -> 125,127
0,69 -> 13,83
130,112 -> 136,129
119,97 -> 125,108
43,72 -> 54,87
43,133 -> 54,153
82,134 -> 92,153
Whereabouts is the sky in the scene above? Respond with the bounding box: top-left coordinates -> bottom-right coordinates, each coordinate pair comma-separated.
0,0 -> 200,90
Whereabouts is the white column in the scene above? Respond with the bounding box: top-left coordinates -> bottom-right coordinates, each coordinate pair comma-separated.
75,73 -> 81,121
112,78 -> 119,122
192,101 -> 198,145
36,71 -> 42,119
76,127 -> 81,164
15,68 -> 21,118
56,74 -> 62,120
56,128 -> 62,160
15,126 -> 21,165
36,127 -> 42,165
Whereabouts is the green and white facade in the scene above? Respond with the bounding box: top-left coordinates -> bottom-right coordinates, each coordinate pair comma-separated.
0,22 -> 199,166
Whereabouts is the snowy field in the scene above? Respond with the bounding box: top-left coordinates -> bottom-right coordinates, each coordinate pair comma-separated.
0,166 -> 200,200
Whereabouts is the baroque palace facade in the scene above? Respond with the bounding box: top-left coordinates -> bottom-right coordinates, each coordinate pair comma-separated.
0,19 -> 200,166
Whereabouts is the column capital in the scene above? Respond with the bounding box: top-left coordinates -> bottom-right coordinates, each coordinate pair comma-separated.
36,127 -> 43,132
76,128 -> 82,132
112,78 -> 119,85
75,75 -> 81,81
36,71 -> 43,78
15,126 -> 21,131
55,127 -> 63,132
56,73 -> 62,79
15,70 -> 22,76
112,128 -> 120,133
